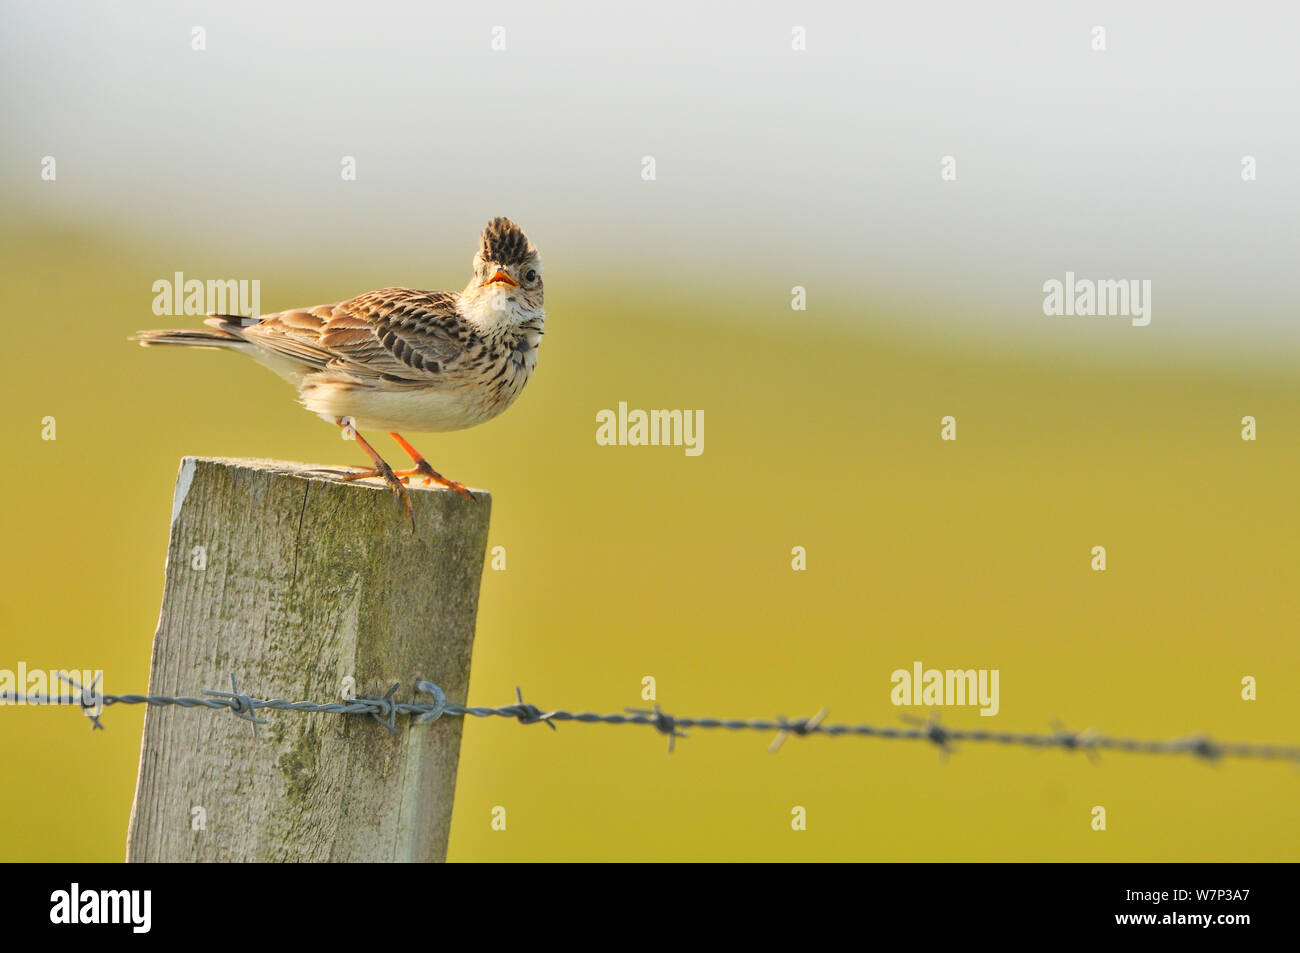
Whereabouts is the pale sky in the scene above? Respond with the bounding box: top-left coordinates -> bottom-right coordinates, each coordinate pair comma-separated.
4,0 -> 1298,358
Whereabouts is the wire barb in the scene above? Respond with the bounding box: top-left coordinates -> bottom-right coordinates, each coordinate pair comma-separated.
1184,735 -> 1223,763
902,712 -> 953,758
57,671 -> 104,731
626,704 -> 688,752
769,707 -> 830,753
354,682 -> 402,735
509,686 -> 557,731
202,675 -> 268,735
1051,720 -> 1100,763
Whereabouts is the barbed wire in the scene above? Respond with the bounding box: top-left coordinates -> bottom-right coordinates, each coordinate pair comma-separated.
4,672 -> 1298,764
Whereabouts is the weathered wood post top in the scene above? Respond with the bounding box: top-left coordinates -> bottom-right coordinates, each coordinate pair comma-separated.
127,457 -> 492,862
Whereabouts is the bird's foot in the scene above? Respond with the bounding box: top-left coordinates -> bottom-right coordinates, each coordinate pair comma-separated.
309,463 -> 413,521
393,461 -> 473,500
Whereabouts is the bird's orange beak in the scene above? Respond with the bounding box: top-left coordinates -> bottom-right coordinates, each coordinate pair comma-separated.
486,269 -> 519,288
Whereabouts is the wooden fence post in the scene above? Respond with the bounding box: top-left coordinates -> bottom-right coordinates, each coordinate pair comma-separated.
125,457 -> 491,862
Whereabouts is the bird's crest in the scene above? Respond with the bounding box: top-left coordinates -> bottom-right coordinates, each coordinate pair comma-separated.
479,217 -> 535,267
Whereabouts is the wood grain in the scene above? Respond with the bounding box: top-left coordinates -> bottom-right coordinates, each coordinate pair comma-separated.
126,457 -> 491,862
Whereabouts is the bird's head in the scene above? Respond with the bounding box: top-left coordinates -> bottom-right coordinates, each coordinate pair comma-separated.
464,217 -> 543,323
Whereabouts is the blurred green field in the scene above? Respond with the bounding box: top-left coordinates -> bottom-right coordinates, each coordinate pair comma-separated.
2,221 -> 1298,861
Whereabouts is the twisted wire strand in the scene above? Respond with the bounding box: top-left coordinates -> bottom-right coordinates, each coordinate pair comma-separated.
2,674 -> 1297,763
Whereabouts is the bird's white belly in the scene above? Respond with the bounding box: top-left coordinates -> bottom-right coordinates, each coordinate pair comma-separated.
301,379 -> 504,433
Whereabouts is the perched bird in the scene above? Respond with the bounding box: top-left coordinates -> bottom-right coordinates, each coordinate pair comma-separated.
133,217 -> 544,520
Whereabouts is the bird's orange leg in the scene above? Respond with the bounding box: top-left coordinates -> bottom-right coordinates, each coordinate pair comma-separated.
388,432 -> 473,499
310,422 -> 413,523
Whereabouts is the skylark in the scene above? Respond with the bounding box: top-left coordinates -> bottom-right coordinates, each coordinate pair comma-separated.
134,217 -> 544,520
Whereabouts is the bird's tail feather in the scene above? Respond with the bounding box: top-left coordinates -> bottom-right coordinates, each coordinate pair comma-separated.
131,315 -> 253,349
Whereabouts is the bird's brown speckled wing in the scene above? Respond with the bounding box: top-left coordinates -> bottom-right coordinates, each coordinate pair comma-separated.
239,288 -> 470,384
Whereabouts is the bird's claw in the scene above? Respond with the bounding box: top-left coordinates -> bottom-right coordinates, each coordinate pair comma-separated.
393,461 -> 474,500
310,465 -> 413,521
308,467 -> 408,484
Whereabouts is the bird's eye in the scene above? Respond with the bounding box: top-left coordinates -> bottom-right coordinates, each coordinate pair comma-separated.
525,269 -> 537,283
